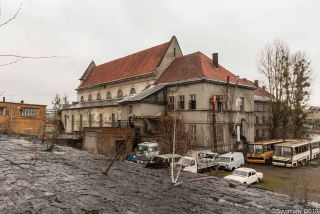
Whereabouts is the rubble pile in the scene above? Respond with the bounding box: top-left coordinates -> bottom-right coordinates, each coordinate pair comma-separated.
0,137 -> 312,213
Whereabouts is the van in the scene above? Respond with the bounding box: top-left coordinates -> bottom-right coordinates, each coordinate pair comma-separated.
135,142 -> 160,163
217,152 -> 244,171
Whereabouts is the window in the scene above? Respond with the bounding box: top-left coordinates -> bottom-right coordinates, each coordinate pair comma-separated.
179,95 -> 185,110
117,90 -> 123,98
255,129 -> 259,138
262,116 -> 266,124
64,115 -> 68,129
130,88 -> 136,95
173,48 -> 176,57
79,114 -> 83,131
99,114 -> 103,127
0,107 -> 7,116
262,129 -> 265,138
20,108 -> 37,117
168,96 -> 175,110
217,96 -> 223,112
239,97 -> 244,112
89,114 -> 92,127
189,125 -> 196,141
256,116 -> 259,124
88,95 -> 92,101
107,92 -> 111,99
71,115 -> 74,131
189,94 -> 196,110
129,105 -> 133,114
97,93 -> 101,100
80,96 -> 84,102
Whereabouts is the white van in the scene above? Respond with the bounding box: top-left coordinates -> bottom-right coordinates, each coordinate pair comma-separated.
217,152 -> 244,171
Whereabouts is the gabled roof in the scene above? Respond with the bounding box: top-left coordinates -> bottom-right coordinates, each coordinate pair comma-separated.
78,40 -> 171,89
155,52 -> 255,88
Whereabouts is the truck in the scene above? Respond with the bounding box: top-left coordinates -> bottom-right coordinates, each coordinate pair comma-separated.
217,152 -> 244,171
177,149 -> 219,173
145,154 -> 181,169
135,142 -> 160,163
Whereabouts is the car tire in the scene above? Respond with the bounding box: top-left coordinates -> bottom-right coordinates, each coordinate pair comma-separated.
232,167 -> 235,171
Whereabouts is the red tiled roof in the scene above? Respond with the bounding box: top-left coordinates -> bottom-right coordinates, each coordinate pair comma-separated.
156,51 -> 255,87
254,86 -> 270,98
79,41 -> 170,88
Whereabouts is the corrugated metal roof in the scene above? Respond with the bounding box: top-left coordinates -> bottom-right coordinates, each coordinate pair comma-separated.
119,84 -> 166,103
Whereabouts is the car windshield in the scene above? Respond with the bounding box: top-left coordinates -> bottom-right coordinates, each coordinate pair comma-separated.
282,147 -> 292,157
219,157 -> 230,162
233,170 -> 248,177
137,145 -> 148,152
254,145 -> 263,154
179,158 -> 191,166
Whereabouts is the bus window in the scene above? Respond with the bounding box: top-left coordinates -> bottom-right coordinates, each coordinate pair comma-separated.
275,147 -> 282,156
248,145 -> 254,153
283,147 -> 292,157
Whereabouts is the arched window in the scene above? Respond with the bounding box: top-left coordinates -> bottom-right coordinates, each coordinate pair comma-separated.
130,88 -> 136,95
106,92 -> 111,99
88,95 -> 92,101
117,90 -> 123,98
80,96 -> 84,102
97,93 -> 101,100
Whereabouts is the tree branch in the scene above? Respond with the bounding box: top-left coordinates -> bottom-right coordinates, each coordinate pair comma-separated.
0,54 -> 68,66
0,0 -> 23,27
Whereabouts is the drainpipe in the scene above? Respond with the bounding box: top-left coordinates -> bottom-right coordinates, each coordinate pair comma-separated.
210,96 -> 217,152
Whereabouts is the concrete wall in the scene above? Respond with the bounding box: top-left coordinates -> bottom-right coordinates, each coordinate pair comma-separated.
166,82 -> 255,151
83,127 -> 135,159
0,102 -> 46,136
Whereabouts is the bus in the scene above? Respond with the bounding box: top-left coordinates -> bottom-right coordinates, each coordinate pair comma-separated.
310,136 -> 320,159
246,139 -> 284,164
272,140 -> 310,167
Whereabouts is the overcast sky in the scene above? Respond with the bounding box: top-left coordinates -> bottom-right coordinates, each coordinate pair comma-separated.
0,0 -> 319,108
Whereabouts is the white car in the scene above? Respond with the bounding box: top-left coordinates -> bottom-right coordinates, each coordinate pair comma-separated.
224,167 -> 263,185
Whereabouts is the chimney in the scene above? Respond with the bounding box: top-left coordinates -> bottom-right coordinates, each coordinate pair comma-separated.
2,97 -> 5,102
20,100 -> 24,104
212,53 -> 218,68
254,80 -> 259,87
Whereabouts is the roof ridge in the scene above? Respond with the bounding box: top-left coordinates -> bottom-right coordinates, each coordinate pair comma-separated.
97,41 -> 170,67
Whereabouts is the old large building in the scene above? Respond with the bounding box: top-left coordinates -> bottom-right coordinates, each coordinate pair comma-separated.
62,36 -> 256,153
0,99 -> 46,136
253,80 -> 271,141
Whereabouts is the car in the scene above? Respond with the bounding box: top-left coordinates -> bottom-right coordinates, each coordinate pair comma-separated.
224,167 -> 263,185
217,152 -> 244,171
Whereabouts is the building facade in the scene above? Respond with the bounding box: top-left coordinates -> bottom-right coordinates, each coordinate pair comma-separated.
253,80 -> 271,141
0,99 -> 46,136
62,36 -> 256,152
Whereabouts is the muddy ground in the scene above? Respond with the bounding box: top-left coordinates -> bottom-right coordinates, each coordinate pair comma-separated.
0,136 -> 317,214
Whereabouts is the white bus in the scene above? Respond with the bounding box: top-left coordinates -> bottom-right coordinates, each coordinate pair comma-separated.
272,140 -> 311,167
310,136 -> 320,159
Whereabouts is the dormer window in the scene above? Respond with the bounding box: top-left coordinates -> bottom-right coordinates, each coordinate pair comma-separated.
130,88 -> 136,95
88,95 -> 92,101
107,92 -> 112,99
97,93 -> 101,100
117,90 -> 123,98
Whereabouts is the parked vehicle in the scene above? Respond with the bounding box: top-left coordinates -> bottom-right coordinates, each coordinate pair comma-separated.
224,167 -> 263,185
145,154 -> 181,169
273,140 -> 311,167
217,152 -> 244,171
246,140 -> 284,164
310,136 -> 320,159
178,150 -> 219,173
135,142 -> 160,163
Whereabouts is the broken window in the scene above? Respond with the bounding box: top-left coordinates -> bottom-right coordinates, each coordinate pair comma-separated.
216,96 -> 223,112
117,90 -> 123,98
106,92 -> 112,99
0,107 -> 7,116
239,97 -> 245,112
168,96 -> 175,110
130,88 -> 136,95
97,93 -> 101,100
179,95 -> 185,110
189,94 -> 196,110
